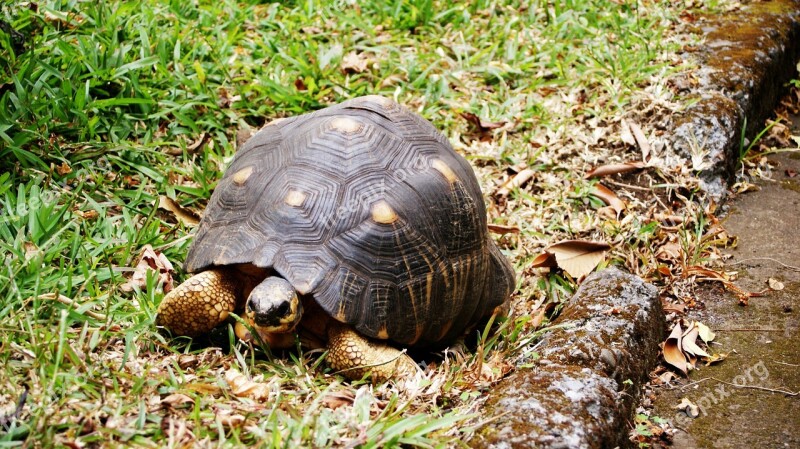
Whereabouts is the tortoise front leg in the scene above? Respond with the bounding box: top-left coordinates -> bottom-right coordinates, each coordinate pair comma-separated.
156,269 -> 239,337
326,323 -> 420,382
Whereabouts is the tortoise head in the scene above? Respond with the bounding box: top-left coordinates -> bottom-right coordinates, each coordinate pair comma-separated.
245,276 -> 303,334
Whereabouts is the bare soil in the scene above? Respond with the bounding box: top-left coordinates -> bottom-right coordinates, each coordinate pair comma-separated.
651,113 -> 800,448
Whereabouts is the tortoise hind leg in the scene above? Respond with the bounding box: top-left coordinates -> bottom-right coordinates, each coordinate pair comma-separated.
326,323 -> 420,382
156,269 -> 239,337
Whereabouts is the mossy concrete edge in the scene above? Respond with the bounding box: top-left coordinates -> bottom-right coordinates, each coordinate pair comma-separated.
471,268 -> 664,449
668,0 -> 800,199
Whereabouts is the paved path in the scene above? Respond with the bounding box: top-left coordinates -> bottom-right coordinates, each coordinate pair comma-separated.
652,112 -> 800,448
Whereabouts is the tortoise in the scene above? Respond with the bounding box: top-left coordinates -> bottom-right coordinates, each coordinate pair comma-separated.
157,95 -> 515,381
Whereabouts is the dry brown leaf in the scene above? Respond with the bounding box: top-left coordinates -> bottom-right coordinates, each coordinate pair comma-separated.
703,352 -> 728,365
681,323 -> 710,358
658,371 -> 676,384
216,410 -> 245,428
696,322 -> 716,343
75,209 -> 99,220
158,196 -> 201,226
675,397 -> 700,418
619,119 -> 636,146
685,265 -> 727,280
165,133 -> 207,156
161,393 -> 194,408
487,223 -> 520,235
530,251 -> 557,269
627,120 -> 651,162
590,183 -> 626,214
321,391 -> 355,410
768,278 -> 785,291
585,161 -> 646,178
224,368 -> 270,401
341,51 -> 370,73
119,244 -> 175,293
184,382 -> 222,396
657,265 -> 673,277
656,242 -> 682,262
662,302 -> 686,314
530,307 -> 547,328
732,181 -> 760,194
663,322 -> 688,375
56,161 -> 73,176
43,10 -> 84,28
545,240 -> 610,279
460,111 -> 506,131
496,168 -> 536,196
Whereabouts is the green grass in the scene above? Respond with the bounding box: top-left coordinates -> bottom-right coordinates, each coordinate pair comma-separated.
0,0 -> 724,447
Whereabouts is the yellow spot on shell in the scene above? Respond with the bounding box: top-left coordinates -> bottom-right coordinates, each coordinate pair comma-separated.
330,117 -> 362,133
431,159 -> 457,183
233,166 -> 253,185
371,200 -> 398,224
377,327 -> 389,339
284,189 -> 307,207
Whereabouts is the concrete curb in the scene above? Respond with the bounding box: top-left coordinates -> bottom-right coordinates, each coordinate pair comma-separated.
667,0 -> 800,199
472,268 -> 664,448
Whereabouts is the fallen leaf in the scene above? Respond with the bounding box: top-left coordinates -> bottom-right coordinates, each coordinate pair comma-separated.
184,382 -> 222,396
768,278 -> 785,291
786,169 -> 797,178
663,322 -> 688,375
321,391 -> 355,410
545,240 -> 611,279
216,410 -> 245,428
530,251 -> 557,269
658,371 -> 676,384
487,223 -> 520,235
696,322 -> 716,343
161,393 -> 194,408
224,368 -> 270,401
530,307 -> 547,328
685,265 -> 728,281
681,323 -> 710,358
585,161 -> 646,178
341,51 -> 370,73
703,352 -> 728,365
158,196 -> 201,226
496,168 -> 536,196
460,110 -> 506,141
56,161 -> 72,176
619,119 -> 636,146
662,302 -> 686,314
43,10 -> 84,28
590,183 -> 626,214
657,265 -> 673,277
119,245 -> 175,293
732,181 -> 759,193
75,209 -> 99,220
164,132 -> 207,156
675,397 -> 700,418
294,77 -> 307,91
627,120 -> 651,162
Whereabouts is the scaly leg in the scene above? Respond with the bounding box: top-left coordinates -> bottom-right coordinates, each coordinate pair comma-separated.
156,269 -> 239,337
326,323 -> 420,382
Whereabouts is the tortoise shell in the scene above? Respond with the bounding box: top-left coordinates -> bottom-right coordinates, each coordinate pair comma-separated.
186,95 -> 515,346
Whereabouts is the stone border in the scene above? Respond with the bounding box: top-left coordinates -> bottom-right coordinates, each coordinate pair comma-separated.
667,0 -> 800,199
472,268 -> 664,448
